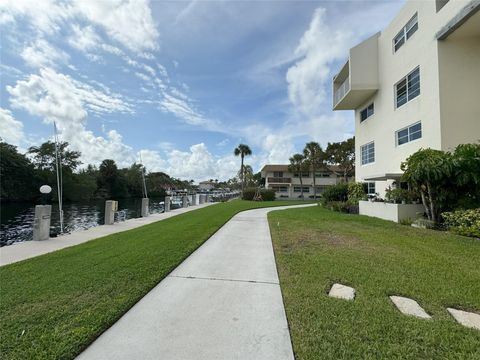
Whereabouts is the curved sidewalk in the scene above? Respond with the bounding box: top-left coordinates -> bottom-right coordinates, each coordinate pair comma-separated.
0,203 -> 214,267
77,203 -> 316,360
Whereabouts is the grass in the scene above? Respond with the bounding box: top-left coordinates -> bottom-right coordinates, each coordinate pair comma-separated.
269,205 -> 480,360
0,200 -> 310,360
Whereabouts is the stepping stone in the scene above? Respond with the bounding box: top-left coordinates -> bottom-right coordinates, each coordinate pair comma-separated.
447,308 -> 480,330
390,296 -> 431,319
328,283 -> 355,300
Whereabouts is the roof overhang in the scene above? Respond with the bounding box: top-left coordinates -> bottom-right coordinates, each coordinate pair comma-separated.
437,0 -> 480,40
363,173 -> 403,181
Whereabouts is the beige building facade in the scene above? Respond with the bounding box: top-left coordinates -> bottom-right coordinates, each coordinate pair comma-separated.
333,0 -> 480,197
261,165 -> 347,199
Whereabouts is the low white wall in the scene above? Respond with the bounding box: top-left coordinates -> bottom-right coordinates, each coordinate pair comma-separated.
359,201 -> 425,223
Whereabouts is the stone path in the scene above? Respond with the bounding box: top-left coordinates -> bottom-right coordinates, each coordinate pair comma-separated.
76,204 -> 316,360
389,296 -> 431,319
328,283 -> 355,301
0,203 -> 214,267
447,308 -> 480,330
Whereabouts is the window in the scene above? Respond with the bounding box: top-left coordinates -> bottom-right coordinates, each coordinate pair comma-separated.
366,182 -> 376,195
360,103 -> 374,122
395,67 -> 420,108
396,122 -> 422,145
436,0 -> 449,12
361,142 -> 375,165
315,172 -> 330,178
271,186 -> 288,192
273,171 -> 283,178
315,185 -> 329,193
393,13 -> 418,52
293,172 -> 309,177
293,186 -> 310,193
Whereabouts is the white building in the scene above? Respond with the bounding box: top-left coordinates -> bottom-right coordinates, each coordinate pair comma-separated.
198,181 -> 216,191
261,165 -> 347,199
332,0 -> 480,198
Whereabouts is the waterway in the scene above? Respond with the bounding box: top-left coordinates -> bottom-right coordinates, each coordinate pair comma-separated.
0,198 -> 165,246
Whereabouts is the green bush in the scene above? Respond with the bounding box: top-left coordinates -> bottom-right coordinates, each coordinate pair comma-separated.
322,183 -> 348,203
347,182 -> 367,203
242,188 -> 276,201
385,187 -> 418,204
441,208 -> 480,238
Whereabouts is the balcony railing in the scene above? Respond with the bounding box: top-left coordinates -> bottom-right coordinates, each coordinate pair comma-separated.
268,177 -> 291,184
334,77 -> 350,105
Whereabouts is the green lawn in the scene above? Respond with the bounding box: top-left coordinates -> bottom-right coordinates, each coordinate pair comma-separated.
0,200 -> 310,360
269,205 -> 480,360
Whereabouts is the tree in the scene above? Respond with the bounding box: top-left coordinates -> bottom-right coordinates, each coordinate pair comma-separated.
240,165 -> 255,188
303,142 -> 325,200
0,141 -> 39,201
97,159 -> 129,199
28,141 -> 81,173
401,148 -> 452,223
289,153 -> 309,199
325,137 -> 355,182
234,144 -> 252,197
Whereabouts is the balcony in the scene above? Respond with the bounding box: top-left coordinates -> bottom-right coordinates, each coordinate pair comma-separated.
332,33 -> 380,110
268,177 -> 291,184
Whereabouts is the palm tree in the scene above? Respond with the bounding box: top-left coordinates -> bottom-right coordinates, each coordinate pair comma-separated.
303,142 -> 325,200
289,154 -> 309,199
234,144 -> 252,197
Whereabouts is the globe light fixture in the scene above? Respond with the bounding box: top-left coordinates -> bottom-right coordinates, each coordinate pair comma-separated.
40,185 -> 52,194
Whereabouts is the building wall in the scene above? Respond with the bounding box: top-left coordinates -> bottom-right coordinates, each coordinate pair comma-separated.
263,170 -> 344,198
352,0 -> 478,197
438,32 -> 480,151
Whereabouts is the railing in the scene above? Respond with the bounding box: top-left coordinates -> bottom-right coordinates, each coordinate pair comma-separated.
334,77 -> 350,105
268,177 -> 291,184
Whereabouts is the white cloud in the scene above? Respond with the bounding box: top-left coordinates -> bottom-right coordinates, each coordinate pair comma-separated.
286,8 -> 353,116
68,24 -> 101,52
21,38 -> 70,69
6,68 -> 135,166
0,108 -> 24,146
73,0 -> 159,52
165,144 -> 238,181
159,93 -> 207,126
1,0 -> 159,52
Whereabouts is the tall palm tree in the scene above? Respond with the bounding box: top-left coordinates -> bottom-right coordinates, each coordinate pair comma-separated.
289,153 -> 309,199
303,142 -> 325,200
234,144 -> 252,197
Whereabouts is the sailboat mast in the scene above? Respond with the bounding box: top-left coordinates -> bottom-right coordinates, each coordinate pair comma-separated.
140,153 -> 148,198
54,122 -> 64,234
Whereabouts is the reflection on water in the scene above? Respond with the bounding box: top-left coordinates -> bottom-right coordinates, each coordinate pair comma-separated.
0,198 -> 165,246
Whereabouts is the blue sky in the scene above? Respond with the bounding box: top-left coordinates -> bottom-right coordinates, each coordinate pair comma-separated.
0,0 -> 404,181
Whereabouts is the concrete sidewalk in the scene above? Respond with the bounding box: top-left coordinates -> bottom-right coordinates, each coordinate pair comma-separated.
0,203 -> 214,267
77,204 -> 316,360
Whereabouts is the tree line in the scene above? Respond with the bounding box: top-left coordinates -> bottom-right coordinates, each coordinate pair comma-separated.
1,140 -> 196,203
288,137 -> 355,199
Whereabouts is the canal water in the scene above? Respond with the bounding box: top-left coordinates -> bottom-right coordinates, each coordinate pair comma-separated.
0,198 -> 165,246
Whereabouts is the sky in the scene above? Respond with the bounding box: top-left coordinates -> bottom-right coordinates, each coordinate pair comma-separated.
0,0 -> 405,182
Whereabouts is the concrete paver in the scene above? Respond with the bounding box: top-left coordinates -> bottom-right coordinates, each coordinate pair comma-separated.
0,203 -> 214,266
76,204 -> 316,360
328,283 -> 356,301
390,296 -> 431,319
447,308 -> 480,330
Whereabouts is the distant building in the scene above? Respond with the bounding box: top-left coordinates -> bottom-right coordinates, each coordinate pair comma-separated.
261,164 -> 348,198
198,181 -> 216,191
332,0 -> 480,197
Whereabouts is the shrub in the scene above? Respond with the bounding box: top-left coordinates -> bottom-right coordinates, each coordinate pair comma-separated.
441,208 -> 480,238
385,187 -> 418,204
347,182 -> 366,203
242,188 -> 276,201
322,183 -> 348,203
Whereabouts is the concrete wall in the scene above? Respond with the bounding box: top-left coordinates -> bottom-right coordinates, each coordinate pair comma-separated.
359,201 -> 425,222
437,24 -> 480,151
345,0 -> 477,198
